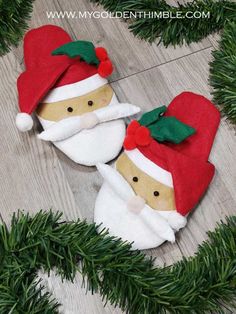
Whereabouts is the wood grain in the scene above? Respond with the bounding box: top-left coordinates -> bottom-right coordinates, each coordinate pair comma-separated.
0,0 -> 235,313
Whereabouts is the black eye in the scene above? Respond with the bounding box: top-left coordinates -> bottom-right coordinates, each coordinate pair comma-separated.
153,191 -> 160,197
132,176 -> 138,182
88,100 -> 93,106
67,107 -> 73,112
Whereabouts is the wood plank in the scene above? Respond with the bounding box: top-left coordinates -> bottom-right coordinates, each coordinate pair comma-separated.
12,0 -> 212,79
40,271 -> 121,314
0,52 -> 80,223
2,0 -> 235,312
0,33 -> 121,314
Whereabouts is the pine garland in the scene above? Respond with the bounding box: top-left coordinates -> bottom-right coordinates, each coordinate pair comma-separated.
0,210 -> 235,313
90,0 -> 236,123
90,0 -> 236,45
0,0 -> 34,55
210,21 -> 236,124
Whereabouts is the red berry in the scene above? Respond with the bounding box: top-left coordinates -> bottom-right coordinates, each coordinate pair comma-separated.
127,120 -> 140,135
95,47 -> 108,61
123,135 -> 136,150
135,126 -> 151,146
98,60 -> 113,78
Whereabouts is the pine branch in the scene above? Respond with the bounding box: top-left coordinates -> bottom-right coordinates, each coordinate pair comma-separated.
0,0 -> 34,55
90,0 -> 236,46
0,210 -> 235,313
210,21 -> 236,123
0,271 -> 59,313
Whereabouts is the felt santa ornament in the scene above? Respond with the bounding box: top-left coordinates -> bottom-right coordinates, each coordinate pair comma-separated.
94,92 -> 220,250
16,25 -> 140,166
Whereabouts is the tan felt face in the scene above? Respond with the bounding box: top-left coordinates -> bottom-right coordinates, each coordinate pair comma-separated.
116,153 -> 176,211
37,84 -> 114,122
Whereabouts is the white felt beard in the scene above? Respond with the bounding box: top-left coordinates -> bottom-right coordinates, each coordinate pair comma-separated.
38,94 -> 128,166
94,163 -> 187,250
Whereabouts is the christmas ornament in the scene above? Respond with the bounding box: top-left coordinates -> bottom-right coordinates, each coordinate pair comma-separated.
94,92 -> 220,250
16,25 -> 140,166
0,210 -> 235,313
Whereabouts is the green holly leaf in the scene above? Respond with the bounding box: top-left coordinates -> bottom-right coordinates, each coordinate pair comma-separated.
52,40 -> 99,65
139,106 -> 167,126
149,116 -> 196,144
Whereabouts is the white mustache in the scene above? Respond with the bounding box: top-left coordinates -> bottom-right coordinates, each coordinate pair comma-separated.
96,163 -> 175,243
38,103 -> 140,142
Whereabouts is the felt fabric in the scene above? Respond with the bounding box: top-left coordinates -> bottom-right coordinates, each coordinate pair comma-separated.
52,40 -> 113,77
52,40 -> 100,64
94,183 -> 176,250
139,106 -> 196,144
15,112 -> 34,132
124,149 -> 173,187
116,152 -> 176,210
52,41 -> 113,78
97,162 -> 135,202
17,24 -> 112,118
139,141 -> 215,216
96,162 -> 175,243
38,113 -> 99,142
127,195 -> 146,213
38,103 -> 140,142
38,93 -> 130,166
38,84 -> 113,121
165,92 -> 220,161
18,61 -> 73,114
123,109 -> 195,149
42,74 -> 108,103
95,163 -> 176,247
39,104 -> 140,141
139,106 -> 166,125
95,103 -> 140,123
94,92 -> 220,250
137,91 -> 220,215
39,117 -> 126,166
17,25 -> 139,165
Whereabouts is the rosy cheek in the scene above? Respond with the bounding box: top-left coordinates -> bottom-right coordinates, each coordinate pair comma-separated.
101,98 -> 108,105
158,198 -> 167,207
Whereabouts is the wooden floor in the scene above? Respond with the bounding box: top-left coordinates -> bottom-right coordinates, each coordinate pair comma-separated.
0,0 -> 236,313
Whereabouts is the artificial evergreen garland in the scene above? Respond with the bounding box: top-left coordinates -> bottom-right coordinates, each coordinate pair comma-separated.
90,0 -> 236,45
0,0 -> 34,55
0,210 -> 235,313
90,0 -> 236,123
210,21 -> 236,124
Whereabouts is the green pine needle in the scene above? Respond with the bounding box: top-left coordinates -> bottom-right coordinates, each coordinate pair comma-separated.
0,210 -> 235,313
0,0 -> 34,55
90,0 -> 236,124
210,21 -> 236,123
90,0 -> 236,46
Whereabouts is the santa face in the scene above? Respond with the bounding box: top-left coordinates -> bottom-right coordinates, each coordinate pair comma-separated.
94,152 -> 186,250
37,85 -> 126,166
37,85 -> 114,121
116,153 -> 176,211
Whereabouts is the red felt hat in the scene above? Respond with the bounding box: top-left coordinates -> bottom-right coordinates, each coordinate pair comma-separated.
124,92 -> 220,216
16,25 -> 113,132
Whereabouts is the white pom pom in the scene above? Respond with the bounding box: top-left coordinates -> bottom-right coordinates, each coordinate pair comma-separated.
16,113 -> 33,132
167,212 -> 187,231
